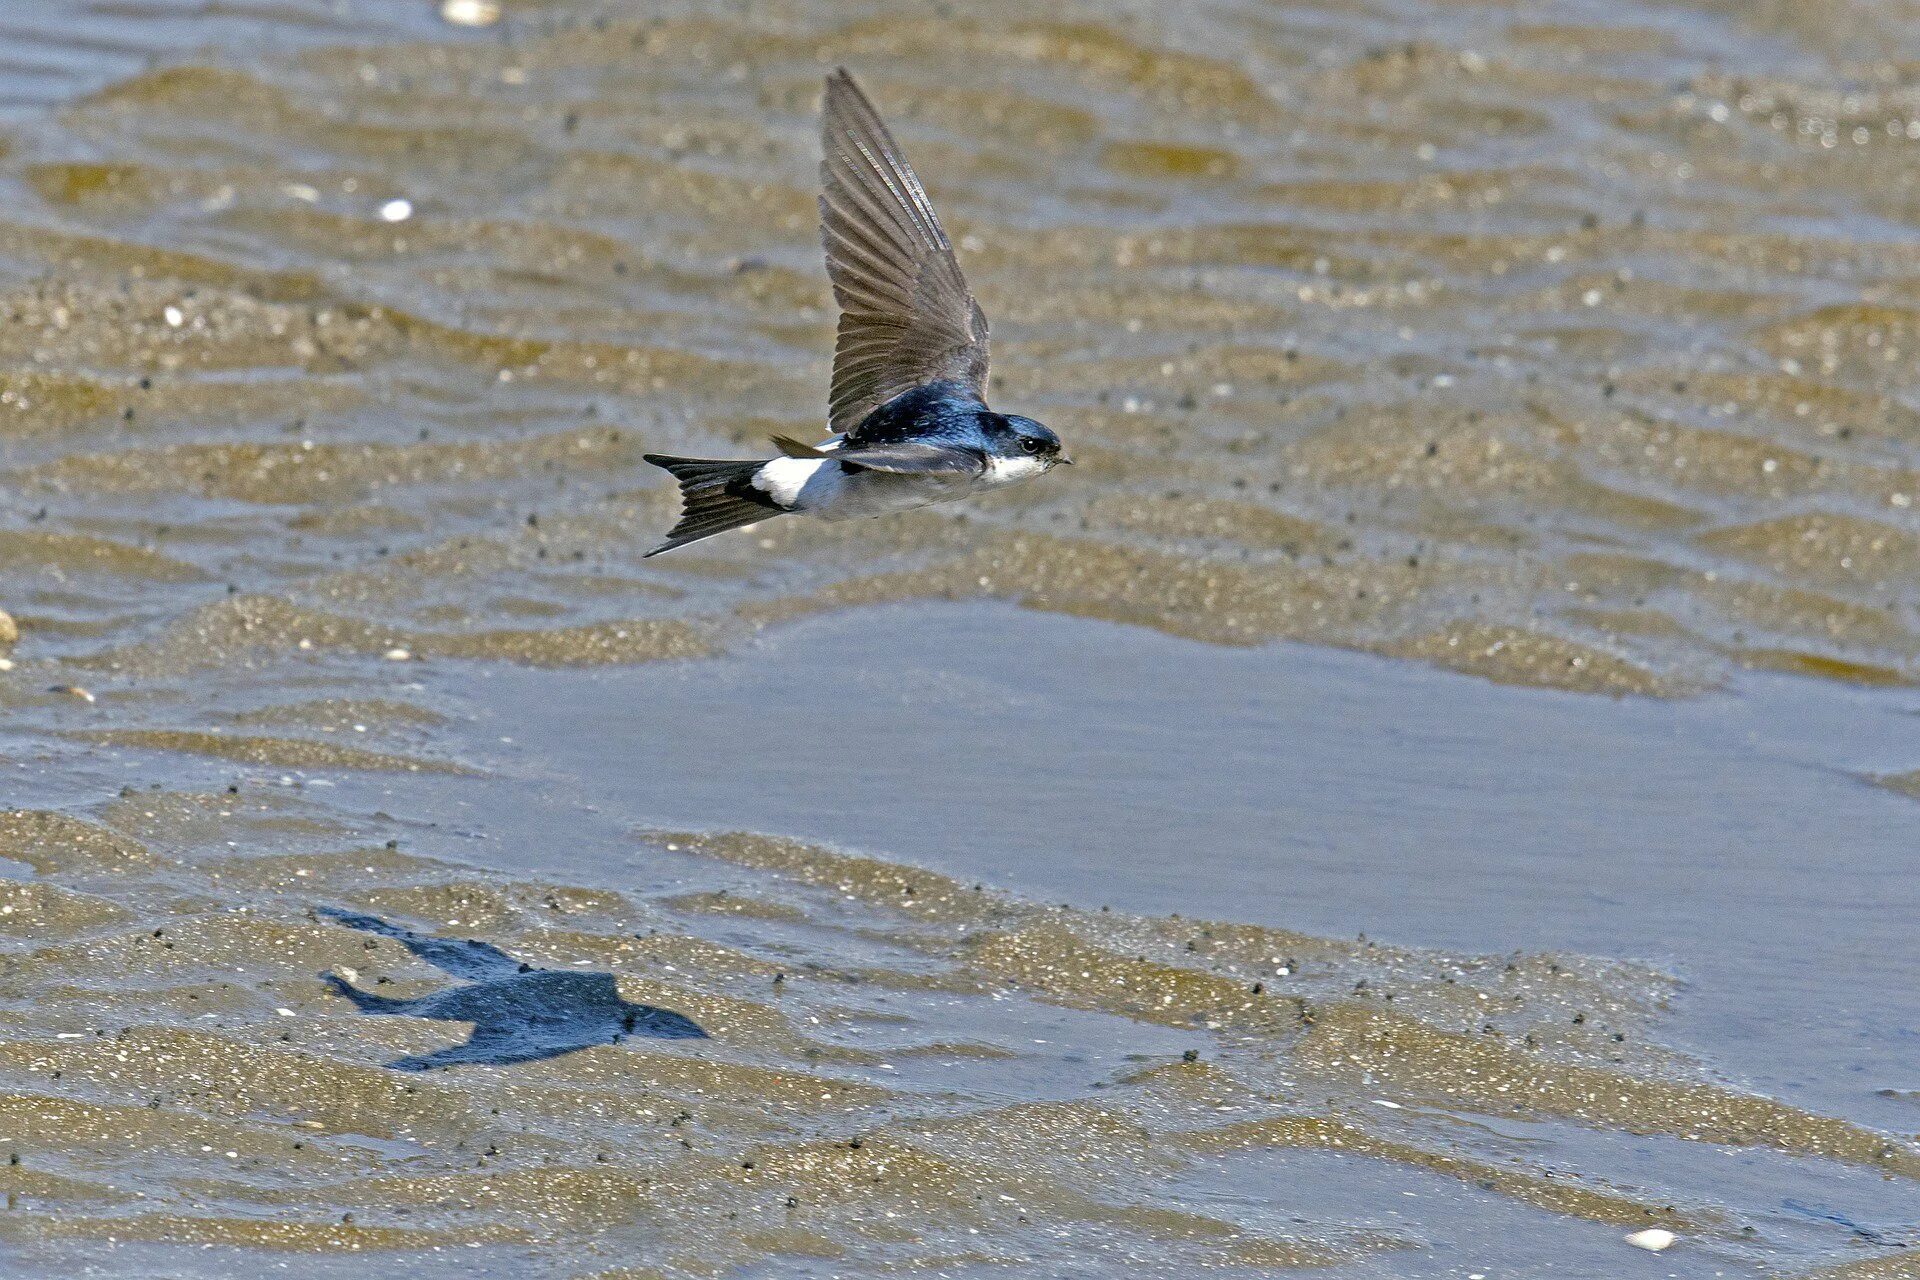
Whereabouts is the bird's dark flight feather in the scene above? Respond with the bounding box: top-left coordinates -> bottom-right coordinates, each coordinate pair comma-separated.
642,455 -> 785,556
772,431 -> 982,475
819,68 -> 990,434
770,434 -> 833,458
835,439 -> 986,474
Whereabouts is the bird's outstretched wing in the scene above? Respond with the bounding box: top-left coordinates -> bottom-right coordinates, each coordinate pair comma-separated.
819,68 -> 990,434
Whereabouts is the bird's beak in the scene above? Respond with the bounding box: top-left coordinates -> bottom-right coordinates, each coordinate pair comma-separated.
1056,454 -> 1074,466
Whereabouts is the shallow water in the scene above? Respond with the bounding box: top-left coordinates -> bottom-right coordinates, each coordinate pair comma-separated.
453,604 -> 1920,1129
4,0 -> 1920,1275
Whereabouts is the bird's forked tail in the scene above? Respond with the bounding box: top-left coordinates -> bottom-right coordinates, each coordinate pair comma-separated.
642,454 -> 784,556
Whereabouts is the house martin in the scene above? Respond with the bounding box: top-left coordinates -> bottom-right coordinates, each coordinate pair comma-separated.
643,69 -> 1070,556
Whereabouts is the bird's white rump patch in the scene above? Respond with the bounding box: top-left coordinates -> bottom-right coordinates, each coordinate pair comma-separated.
752,456 -> 837,510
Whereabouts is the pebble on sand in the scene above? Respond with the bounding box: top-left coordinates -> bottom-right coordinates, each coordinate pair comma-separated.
0,607 -> 16,652
48,685 -> 96,703
439,0 -> 501,27
383,647 -> 414,661
1625,1228 -> 1676,1252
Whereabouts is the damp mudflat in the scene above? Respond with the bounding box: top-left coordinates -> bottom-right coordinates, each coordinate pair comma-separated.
6,0 -> 1920,1275
3,604 -> 1917,1278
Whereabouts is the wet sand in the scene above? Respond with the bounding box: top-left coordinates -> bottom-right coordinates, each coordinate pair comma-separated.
4,0 -> 1920,1275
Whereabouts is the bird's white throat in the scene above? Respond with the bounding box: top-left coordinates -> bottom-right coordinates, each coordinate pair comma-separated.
981,454 -> 1050,485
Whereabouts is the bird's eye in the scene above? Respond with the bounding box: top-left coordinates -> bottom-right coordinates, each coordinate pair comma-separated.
1019,436 -> 1043,455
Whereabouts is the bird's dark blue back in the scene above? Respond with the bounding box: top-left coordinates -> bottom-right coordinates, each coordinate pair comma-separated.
845,380 -> 994,447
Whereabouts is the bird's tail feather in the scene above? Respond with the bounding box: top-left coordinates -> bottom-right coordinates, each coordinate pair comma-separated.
643,455 -> 784,556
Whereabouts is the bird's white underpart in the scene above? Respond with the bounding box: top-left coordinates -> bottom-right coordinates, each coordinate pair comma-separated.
749,445 -> 1044,522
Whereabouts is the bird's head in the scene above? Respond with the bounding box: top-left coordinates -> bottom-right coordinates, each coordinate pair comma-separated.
990,413 -> 1072,469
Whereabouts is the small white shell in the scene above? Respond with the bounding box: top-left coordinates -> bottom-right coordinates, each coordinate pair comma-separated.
1625,1228 -> 1676,1252
439,0 -> 501,27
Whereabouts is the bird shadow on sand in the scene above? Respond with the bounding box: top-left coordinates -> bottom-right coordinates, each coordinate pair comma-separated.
317,907 -> 706,1071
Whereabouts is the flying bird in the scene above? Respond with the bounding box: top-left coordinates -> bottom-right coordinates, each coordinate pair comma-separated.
643,69 -> 1070,556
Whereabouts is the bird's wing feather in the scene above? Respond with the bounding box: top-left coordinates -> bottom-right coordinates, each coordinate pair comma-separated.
770,434 -> 834,458
819,69 -> 989,434
835,439 -> 986,475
